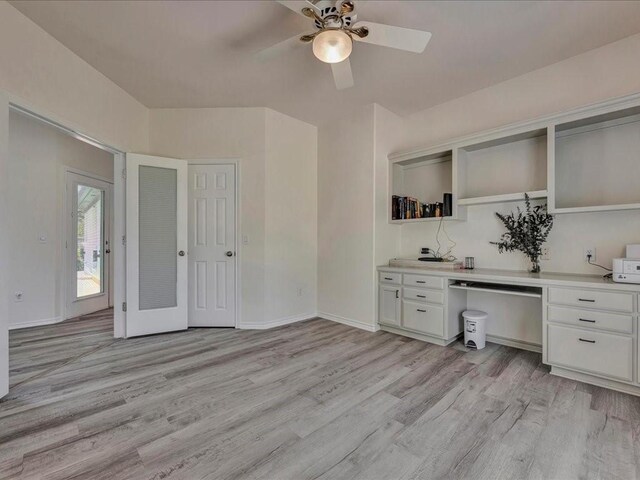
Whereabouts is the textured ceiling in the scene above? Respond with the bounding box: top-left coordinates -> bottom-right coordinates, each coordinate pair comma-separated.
10,0 -> 640,125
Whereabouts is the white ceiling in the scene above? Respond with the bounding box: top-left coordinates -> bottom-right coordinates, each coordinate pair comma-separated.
10,0 -> 640,126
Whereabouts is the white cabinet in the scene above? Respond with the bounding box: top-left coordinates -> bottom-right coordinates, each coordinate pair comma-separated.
378,270 -> 458,345
547,324 -> 633,382
402,300 -> 444,336
546,285 -> 638,389
379,284 -> 401,327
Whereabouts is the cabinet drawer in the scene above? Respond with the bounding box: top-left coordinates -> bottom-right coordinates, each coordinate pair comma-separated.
403,274 -> 444,290
547,324 -> 633,382
402,300 -> 444,337
379,272 -> 401,285
548,305 -> 632,334
548,287 -> 633,313
403,287 -> 444,305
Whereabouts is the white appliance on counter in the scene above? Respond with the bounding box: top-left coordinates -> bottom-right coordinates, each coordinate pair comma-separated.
613,244 -> 640,284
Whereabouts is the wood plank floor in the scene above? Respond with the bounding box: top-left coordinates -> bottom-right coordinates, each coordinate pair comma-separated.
2,310 -> 640,479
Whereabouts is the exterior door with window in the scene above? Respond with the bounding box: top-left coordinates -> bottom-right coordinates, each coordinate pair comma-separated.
66,172 -> 112,319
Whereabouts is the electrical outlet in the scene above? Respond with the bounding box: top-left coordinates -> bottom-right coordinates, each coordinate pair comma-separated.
14,292 -> 23,302
541,247 -> 550,261
584,247 -> 596,263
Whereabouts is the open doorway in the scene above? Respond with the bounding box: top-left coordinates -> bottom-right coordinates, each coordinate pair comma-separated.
6,107 -> 123,334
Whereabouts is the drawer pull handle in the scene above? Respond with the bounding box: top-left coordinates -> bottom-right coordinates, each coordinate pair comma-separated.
579,338 -> 596,344
578,298 -> 595,303
578,318 -> 596,323
416,295 -> 426,298
416,280 -> 426,284
396,290 -> 399,299
417,309 -> 426,313
384,277 -> 393,280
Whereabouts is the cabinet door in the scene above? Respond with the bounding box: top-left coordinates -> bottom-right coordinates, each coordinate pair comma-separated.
379,285 -> 401,327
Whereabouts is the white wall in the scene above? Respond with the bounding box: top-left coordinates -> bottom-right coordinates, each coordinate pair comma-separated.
150,107 -> 318,327
264,109 -> 317,326
0,1 -> 149,152
8,110 -> 114,329
317,105 -> 376,330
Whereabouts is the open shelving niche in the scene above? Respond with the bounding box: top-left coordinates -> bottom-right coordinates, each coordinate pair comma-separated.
389,147 -> 464,224
456,127 -> 548,206
389,92 -> 640,223
550,105 -> 640,214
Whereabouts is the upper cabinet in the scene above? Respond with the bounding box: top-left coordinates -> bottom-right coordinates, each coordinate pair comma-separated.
549,105 -> 640,214
389,93 -> 640,223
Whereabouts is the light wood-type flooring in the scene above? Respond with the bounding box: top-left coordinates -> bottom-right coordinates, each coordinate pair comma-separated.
2,309 -> 640,479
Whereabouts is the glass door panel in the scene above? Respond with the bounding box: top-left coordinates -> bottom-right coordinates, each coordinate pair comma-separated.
75,184 -> 104,299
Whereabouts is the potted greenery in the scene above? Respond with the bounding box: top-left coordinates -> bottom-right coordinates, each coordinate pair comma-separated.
491,193 -> 554,273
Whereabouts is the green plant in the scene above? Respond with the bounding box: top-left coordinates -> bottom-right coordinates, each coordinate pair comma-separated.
490,193 -> 554,273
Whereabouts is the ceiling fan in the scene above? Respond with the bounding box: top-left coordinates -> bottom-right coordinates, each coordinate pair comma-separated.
260,0 -> 432,90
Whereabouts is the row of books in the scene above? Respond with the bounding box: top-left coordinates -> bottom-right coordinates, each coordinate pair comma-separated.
392,193 -> 452,220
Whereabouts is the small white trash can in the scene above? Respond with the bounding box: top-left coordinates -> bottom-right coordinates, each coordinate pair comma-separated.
463,310 -> 487,350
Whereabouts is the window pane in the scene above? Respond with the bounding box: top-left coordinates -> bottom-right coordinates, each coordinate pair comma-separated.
139,165 -> 177,310
76,185 -> 103,298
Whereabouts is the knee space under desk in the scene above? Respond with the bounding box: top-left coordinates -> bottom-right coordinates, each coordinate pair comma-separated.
448,280 -> 544,352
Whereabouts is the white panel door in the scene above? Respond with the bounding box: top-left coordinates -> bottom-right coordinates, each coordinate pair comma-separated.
188,164 -> 236,327
126,154 -> 188,337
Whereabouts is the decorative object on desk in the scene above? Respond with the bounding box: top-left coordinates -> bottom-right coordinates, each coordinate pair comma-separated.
490,193 -> 553,273
464,257 -> 475,269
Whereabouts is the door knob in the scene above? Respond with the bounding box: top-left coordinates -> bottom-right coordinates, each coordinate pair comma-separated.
178,250 -> 185,257
225,251 -> 234,257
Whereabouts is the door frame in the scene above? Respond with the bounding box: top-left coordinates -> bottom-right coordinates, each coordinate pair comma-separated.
188,159 -> 240,328
61,167 -> 114,321
7,101 -> 127,338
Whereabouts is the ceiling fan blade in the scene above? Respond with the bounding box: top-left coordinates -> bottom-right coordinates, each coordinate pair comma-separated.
276,1 -> 321,17
331,58 -> 354,90
352,21 -> 432,53
257,34 -> 305,62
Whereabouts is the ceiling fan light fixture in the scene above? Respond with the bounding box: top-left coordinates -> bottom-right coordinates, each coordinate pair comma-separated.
312,29 -> 352,63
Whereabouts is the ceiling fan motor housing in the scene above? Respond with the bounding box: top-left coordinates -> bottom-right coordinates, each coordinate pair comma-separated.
313,0 -> 357,29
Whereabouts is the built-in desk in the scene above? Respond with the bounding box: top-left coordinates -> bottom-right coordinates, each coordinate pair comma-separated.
377,264 -> 640,396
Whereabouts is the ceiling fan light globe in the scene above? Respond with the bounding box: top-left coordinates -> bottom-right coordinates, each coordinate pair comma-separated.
312,29 -> 352,63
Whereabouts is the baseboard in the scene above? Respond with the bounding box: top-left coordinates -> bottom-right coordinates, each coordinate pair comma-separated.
317,311 -> 379,332
379,323 -> 455,346
551,366 -> 640,397
9,316 -> 63,330
237,312 -> 317,330
485,334 -> 542,353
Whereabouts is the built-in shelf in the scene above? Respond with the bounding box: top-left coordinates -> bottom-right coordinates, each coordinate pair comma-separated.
390,216 -> 458,225
457,128 -> 548,202
389,93 -> 640,219
552,105 -> 640,212
390,148 -> 463,223
458,190 -> 547,206
449,282 -> 543,298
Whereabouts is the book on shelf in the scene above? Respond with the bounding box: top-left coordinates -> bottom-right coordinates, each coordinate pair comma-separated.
391,193 -> 454,221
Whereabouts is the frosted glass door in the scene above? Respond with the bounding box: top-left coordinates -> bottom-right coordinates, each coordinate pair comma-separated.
126,154 -> 188,337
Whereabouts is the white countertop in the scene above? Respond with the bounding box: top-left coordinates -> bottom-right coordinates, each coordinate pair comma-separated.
378,264 -> 640,292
